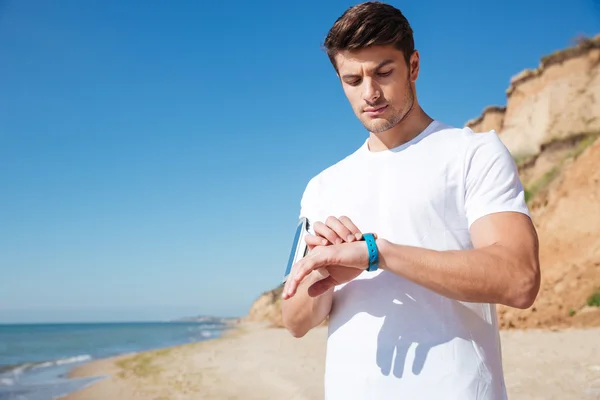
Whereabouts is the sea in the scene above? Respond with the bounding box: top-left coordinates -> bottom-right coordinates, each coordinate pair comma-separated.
0,319 -> 235,400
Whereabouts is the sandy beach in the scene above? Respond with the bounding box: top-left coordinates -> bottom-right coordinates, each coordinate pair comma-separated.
60,323 -> 600,400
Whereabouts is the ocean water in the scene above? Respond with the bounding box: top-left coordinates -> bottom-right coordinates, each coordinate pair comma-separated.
0,320 -> 234,400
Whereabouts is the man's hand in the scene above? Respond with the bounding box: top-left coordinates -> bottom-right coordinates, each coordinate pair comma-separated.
282,215 -> 372,300
306,216 -> 363,248
282,234 -> 378,300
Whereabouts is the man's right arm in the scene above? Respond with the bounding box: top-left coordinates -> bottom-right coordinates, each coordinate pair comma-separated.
281,176 -> 335,338
281,213 -> 364,337
281,267 -> 333,338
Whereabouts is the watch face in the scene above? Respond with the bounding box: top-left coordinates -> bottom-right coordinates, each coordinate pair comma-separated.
282,217 -> 309,283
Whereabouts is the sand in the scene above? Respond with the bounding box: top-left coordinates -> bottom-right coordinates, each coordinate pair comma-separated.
62,323 -> 600,400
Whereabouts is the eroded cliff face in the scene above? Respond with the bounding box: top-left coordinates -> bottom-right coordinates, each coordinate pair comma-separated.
497,137 -> 600,329
461,36 -> 600,329
245,285 -> 284,328
464,106 -> 506,134
466,35 -> 600,158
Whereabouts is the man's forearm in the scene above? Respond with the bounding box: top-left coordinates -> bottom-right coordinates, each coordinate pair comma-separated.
376,239 -> 539,309
281,270 -> 333,337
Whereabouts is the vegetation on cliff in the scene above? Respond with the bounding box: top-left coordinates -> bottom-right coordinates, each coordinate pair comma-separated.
507,34 -> 600,96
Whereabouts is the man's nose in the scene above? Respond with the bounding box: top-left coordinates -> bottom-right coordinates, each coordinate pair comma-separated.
362,79 -> 380,104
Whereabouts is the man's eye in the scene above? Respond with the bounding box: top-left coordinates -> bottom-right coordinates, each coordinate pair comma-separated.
346,79 -> 361,86
378,70 -> 393,77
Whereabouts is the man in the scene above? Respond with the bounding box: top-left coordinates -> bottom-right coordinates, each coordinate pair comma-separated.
281,2 -> 540,399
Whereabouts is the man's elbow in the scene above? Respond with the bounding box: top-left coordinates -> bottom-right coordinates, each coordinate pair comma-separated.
286,325 -> 309,338
281,308 -> 309,338
282,319 -> 309,338
507,262 -> 541,309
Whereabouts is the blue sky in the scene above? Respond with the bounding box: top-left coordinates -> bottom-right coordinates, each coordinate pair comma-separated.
1,0 -> 598,323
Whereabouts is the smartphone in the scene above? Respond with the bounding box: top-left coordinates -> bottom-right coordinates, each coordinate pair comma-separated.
282,217 -> 310,283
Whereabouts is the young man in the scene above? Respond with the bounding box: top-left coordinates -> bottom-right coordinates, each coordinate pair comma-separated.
281,2 -> 540,399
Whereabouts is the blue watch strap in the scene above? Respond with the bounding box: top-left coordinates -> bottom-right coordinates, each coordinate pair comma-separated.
362,233 -> 379,272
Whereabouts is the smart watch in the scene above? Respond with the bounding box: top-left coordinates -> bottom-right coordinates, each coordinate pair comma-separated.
361,233 -> 379,272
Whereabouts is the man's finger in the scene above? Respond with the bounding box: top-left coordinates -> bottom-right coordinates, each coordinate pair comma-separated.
325,216 -> 354,243
352,232 -> 377,241
287,250 -> 330,298
338,215 -> 361,241
282,266 -> 327,301
313,221 -> 342,245
304,233 -> 328,250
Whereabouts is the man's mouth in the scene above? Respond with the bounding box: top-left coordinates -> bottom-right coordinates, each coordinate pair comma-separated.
364,105 -> 388,116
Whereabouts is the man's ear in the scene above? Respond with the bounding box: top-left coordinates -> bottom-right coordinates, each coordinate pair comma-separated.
409,50 -> 420,82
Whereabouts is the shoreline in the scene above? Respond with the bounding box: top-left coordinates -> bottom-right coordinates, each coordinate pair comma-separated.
58,324 -> 600,400
59,320 -> 274,399
0,319 -> 240,400
66,319 -> 252,379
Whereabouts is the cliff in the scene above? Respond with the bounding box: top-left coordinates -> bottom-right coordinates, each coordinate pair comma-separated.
497,137 -> 600,329
247,34 -> 600,331
245,285 -> 284,328
466,34 -> 600,158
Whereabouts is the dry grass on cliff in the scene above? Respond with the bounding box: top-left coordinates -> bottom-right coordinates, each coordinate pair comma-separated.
520,132 -> 599,205
541,34 -> 600,69
507,34 -> 600,94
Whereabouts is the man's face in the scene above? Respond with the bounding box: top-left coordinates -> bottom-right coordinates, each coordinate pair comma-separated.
334,45 -> 419,134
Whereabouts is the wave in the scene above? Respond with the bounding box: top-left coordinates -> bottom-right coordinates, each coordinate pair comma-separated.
0,362 -> 32,378
187,323 -> 229,331
32,354 -> 92,369
0,354 -> 93,385
0,377 -> 14,386
176,316 -> 239,325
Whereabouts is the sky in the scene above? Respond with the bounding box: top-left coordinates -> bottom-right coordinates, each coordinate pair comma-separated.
1,0 -> 599,323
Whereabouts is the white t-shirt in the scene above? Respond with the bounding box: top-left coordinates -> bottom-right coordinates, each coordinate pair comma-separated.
299,120 -> 530,400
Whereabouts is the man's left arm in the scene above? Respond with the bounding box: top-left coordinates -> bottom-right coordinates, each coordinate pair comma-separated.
374,133 -> 541,309
375,211 -> 540,309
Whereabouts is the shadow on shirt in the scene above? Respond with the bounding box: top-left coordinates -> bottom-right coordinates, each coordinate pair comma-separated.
328,271 -> 494,379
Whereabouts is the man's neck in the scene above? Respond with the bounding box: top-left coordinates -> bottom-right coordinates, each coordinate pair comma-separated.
367,108 -> 434,152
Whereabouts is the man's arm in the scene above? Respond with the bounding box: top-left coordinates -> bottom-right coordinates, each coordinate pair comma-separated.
370,133 -> 542,309
375,211 -> 540,308
281,176 -> 336,338
281,268 -> 333,338
284,211 -> 541,309
281,216 -> 365,337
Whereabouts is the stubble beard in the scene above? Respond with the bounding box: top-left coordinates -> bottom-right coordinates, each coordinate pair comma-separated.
358,81 -> 415,134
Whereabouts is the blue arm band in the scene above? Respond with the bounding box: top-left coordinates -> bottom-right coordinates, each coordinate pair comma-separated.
362,233 -> 379,272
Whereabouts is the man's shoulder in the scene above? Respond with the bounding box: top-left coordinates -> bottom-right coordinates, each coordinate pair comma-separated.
448,121 -> 504,147
429,122 -> 501,148
304,143 -> 365,189
429,123 -> 507,163
298,143 -> 365,215
459,127 -> 514,167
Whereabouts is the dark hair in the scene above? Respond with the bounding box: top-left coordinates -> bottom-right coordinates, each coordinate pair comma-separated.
323,2 -> 415,71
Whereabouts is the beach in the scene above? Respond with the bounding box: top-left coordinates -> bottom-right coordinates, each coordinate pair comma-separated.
62,323 -> 600,400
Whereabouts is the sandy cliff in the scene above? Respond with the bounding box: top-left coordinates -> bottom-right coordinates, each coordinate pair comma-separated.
465,34 -> 600,329
466,34 -> 600,158
247,35 -> 600,331
246,285 -> 284,328
497,137 -> 600,329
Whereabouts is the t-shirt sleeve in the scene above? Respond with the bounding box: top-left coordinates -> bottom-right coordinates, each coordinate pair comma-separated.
299,175 -> 321,235
463,132 -> 531,228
